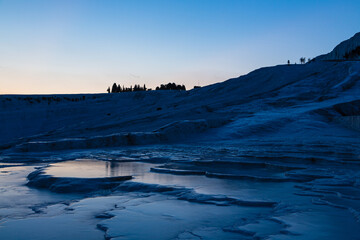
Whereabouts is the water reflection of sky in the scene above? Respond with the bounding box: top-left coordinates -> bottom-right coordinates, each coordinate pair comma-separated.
45,159 -> 154,178
44,159 -> 293,201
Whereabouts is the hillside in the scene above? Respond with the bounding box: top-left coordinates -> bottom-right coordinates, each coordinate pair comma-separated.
315,32 -> 360,61
1,60 -> 360,152
1,33 -> 360,240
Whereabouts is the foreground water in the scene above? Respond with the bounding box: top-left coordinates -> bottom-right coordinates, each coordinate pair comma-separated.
1,143 -> 360,239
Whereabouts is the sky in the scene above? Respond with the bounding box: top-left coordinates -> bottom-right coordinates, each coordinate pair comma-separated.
0,0 -> 359,94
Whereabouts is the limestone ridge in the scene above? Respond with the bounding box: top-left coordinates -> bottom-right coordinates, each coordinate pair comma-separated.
315,32 -> 360,61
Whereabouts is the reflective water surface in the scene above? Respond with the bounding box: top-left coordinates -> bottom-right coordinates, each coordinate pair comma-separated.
44,159 -> 292,201
45,159 -> 155,178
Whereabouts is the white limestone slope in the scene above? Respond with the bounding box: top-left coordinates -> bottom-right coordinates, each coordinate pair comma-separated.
1,60 -> 360,152
315,32 -> 360,61
1,34 -> 360,240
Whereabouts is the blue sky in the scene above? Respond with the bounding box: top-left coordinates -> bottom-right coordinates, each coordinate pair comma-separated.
0,0 -> 359,94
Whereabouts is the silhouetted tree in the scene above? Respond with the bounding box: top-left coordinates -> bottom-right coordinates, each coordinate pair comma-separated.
107,82 -> 178,93
155,82 -> 186,91
111,83 -> 117,93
